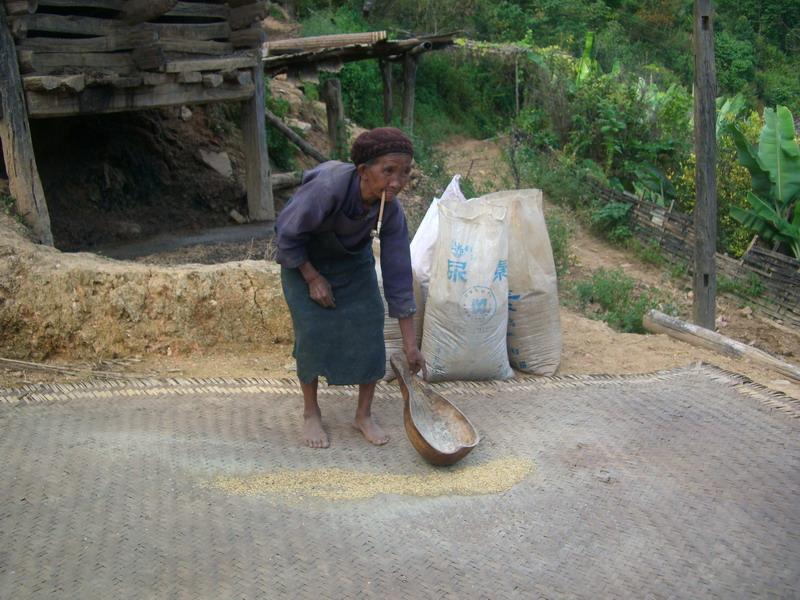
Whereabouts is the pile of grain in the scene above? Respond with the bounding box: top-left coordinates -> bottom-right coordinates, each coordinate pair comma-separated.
212,457 -> 534,501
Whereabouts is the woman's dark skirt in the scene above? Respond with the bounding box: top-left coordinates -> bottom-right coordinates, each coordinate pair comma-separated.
281,239 -> 385,385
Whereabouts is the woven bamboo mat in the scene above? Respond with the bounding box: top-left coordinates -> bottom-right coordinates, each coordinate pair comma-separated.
0,363 -> 797,598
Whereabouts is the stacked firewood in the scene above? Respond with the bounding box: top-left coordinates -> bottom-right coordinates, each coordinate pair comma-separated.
3,0 -> 268,113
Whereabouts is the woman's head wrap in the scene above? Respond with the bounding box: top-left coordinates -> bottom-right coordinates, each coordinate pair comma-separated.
350,127 -> 413,166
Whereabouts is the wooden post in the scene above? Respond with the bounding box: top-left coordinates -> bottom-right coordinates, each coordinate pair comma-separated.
241,60 -> 274,221
692,0 -> 717,328
0,5 -> 53,245
379,59 -> 392,125
321,78 -> 347,160
401,52 -> 418,134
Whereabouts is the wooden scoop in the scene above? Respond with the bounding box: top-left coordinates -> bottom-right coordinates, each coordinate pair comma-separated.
390,353 -> 480,466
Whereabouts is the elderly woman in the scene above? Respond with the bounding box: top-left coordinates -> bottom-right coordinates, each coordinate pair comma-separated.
275,127 -> 426,448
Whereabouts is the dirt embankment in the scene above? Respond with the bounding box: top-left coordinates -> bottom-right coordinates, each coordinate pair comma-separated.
0,213 -> 292,360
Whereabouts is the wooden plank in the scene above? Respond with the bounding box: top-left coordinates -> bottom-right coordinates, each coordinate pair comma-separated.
266,31 -> 387,54
12,13 -> 118,36
11,14 -> 230,40
156,38 -> 233,55
176,70 -> 201,83
132,44 -> 166,70
23,73 -> 85,91
241,61 -> 273,220
142,71 -> 171,85
37,0 -> 122,9
270,170 -> 302,189
121,0 -> 177,25
229,26 -> 265,48
229,1 -> 266,30
692,0 -> 718,328
17,48 -> 135,73
147,21 -> 229,40
0,4 -> 53,244
163,54 -> 255,72
261,36 -> 452,72
201,72 -> 222,87
644,310 -> 800,381
18,29 -> 157,52
25,80 -> 254,117
5,0 -> 37,15
166,1 -> 229,19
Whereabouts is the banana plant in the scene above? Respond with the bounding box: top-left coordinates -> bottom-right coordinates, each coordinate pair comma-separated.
729,106 -> 800,259
715,94 -> 746,140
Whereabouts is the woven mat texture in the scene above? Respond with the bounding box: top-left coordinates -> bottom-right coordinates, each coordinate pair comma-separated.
0,364 -> 798,599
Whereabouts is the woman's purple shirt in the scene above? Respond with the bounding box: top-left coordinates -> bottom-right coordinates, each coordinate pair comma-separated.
275,161 -> 416,319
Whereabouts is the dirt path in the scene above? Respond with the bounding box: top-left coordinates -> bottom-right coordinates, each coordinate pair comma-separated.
2,137 -> 799,400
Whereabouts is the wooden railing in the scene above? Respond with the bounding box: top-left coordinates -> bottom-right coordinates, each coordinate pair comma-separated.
587,178 -> 800,328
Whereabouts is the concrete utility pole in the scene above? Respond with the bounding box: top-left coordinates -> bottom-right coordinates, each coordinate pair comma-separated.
692,0 -> 717,328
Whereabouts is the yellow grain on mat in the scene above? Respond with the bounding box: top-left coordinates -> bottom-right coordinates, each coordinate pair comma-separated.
211,457 -> 534,500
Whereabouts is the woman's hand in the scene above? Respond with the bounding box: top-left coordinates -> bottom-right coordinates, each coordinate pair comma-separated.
307,274 -> 335,308
299,261 -> 335,308
404,345 -> 427,378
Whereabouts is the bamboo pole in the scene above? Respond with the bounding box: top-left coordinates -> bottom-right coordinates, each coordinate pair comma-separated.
266,31 -> 386,55
643,310 -> 800,382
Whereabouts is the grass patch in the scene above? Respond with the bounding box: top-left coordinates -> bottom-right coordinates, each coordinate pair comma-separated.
718,273 -> 764,299
573,268 -> 676,333
1,194 -> 24,226
629,238 -> 666,267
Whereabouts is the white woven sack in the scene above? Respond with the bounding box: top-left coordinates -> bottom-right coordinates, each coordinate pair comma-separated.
421,200 -> 513,382
409,175 -> 467,293
478,189 -> 562,375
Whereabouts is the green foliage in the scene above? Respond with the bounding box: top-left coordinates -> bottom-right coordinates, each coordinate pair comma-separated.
544,207 -> 574,277
574,268 -> 673,333
630,238 -> 666,267
264,90 -> 295,171
299,4 -> 368,36
716,94 -> 747,139
668,260 -> 690,281
718,273 -> 765,299
729,105 -> 800,258
672,109 -> 761,257
590,201 -> 632,244
715,31 -> 757,96
416,52 -> 515,139
321,62 -> 384,130
514,149 -> 593,211
1,194 -> 20,222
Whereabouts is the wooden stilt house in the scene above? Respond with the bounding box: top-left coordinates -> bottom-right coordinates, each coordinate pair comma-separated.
0,0 -> 273,245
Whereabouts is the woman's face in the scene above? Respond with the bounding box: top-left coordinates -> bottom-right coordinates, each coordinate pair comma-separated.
357,153 -> 413,203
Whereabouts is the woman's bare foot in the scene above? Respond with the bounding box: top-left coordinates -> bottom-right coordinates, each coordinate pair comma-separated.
303,412 -> 329,448
353,415 -> 389,445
